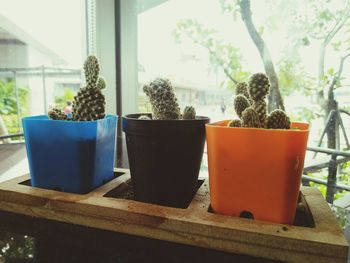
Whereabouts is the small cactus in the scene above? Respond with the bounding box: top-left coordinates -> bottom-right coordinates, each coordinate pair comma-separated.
266,109 -> 291,129
96,77 -> 106,90
183,106 -> 196,120
72,55 -> 106,121
228,119 -> 242,127
241,107 -> 262,128
48,108 -> 67,120
84,55 -> 100,87
230,72 -> 291,130
143,78 -> 181,120
248,73 -> 270,101
234,95 -> 250,119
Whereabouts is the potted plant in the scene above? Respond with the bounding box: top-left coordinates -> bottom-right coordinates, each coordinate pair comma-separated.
22,55 -> 117,194
122,78 -> 209,208
206,73 -> 309,224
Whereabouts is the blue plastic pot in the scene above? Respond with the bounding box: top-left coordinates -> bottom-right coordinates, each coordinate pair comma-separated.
22,115 -> 117,194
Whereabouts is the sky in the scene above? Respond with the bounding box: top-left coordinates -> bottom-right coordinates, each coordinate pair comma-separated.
138,0 -> 349,89
0,0 -> 85,67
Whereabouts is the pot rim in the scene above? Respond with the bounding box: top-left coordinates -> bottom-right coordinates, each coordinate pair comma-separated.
123,113 -> 210,122
206,120 -> 309,132
22,114 -> 117,123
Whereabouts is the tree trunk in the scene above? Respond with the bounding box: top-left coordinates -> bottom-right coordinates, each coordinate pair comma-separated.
239,0 -> 285,112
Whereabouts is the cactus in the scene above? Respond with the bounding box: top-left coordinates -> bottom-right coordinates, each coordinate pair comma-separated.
72,55 -> 106,121
252,100 -> 267,128
230,73 -> 291,130
234,95 -> 250,119
228,119 -> 242,127
248,73 -> 270,101
266,109 -> 291,129
236,82 -> 253,105
183,106 -> 196,120
96,76 -> 106,90
143,78 -> 181,120
241,107 -> 262,128
48,108 -> 67,120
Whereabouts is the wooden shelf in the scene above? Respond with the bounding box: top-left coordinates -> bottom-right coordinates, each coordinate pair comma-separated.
0,169 -> 348,263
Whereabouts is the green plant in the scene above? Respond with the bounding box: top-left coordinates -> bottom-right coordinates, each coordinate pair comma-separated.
234,95 -> 250,119
72,55 -> 106,121
0,79 -> 29,116
266,109 -> 291,129
49,55 -> 106,121
182,106 -> 196,120
230,73 -> 290,129
227,119 -> 242,127
0,79 -> 29,134
143,78 -> 196,120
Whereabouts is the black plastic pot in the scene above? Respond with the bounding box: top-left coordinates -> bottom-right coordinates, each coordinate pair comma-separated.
122,113 -> 209,208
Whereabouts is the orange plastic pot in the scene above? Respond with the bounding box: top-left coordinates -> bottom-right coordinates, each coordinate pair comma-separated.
206,120 -> 309,224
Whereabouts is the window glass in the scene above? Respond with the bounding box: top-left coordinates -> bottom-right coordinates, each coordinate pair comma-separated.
0,0 -> 85,134
0,0 -> 86,180
136,0 -> 350,180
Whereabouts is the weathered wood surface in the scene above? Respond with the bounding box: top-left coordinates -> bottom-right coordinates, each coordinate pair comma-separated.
0,169 -> 348,263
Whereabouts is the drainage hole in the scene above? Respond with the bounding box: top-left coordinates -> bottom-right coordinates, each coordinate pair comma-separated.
240,211 -> 254,219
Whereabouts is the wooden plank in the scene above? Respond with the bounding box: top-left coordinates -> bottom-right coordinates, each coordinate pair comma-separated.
0,169 -> 348,263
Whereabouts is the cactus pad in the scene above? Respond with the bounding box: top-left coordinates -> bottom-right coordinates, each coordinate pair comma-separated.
253,99 -> 267,128
228,119 -> 242,127
242,107 -> 262,128
234,95 -> 250,119
143,78 -> 181,120
248,73 -> 270,101
48,108 -> 67,120
183,106 -> 196,120
84,55 -> 100,87
266,109 -> 291,129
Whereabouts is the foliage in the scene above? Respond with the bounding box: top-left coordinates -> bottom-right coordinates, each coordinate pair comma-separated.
277,58 -> 315,97
173,19 -> 249,91
0,232 -> 34,261
0,79 -> 29,115
54,88 -> 75,109
2,114 -> 21,134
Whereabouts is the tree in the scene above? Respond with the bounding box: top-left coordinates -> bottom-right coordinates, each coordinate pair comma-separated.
173,19 -> 250,92
238,0 -> 284,111
174,0 -> 285,111
299,0 -> 350,149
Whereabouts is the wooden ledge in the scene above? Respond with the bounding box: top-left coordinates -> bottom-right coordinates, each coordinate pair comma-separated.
0,169 -> 347,263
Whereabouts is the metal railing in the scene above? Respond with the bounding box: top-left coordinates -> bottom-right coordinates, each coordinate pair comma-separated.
303,146 -> 350,204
